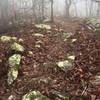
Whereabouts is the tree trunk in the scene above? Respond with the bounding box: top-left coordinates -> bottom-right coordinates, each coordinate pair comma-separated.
31,0 -> 38,22
89,0 -> 93,17
0,0 -> 9,33
97,2 -> 100,17
65,6 -> 70,18
65,0 -> 71,18
51,0 -> 54,22
41,0 -> 45,21
86,0 -> 88,17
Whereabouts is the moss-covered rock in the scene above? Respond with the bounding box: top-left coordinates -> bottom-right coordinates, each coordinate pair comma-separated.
63,32 -> 73,41
7,54 -> 21,84
56,60 -> 73,71
11,42 -> 25,52
35,24 -> 51,30
34,33 -> 44,37
22,91 -> 50,100
0,36 -> 11,42
0,36 -> 18,42
51,90 -> 69,100
8,54 -> 21,67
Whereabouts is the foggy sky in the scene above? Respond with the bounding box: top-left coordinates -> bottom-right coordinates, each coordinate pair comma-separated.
54,0 -> 98,17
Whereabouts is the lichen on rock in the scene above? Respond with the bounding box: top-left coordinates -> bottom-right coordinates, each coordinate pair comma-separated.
11,42 -> 25,52
56,60 -> 73,71
35,24 -> 51,30
22,91 -> 50,100
7,54 -> 21,84
0,36 -> 11,42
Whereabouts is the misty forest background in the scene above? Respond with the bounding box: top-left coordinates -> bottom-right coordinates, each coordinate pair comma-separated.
0,0 -> 100,33
0,0 -> 100,99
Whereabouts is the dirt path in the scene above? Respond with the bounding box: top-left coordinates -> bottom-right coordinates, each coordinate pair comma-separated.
0,20 -> 100,100
54,17 -> 81,33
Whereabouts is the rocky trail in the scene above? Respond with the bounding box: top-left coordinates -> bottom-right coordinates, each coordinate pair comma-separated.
0,19 -> 100,100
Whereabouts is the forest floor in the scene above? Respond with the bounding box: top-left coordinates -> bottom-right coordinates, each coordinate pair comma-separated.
54,17 -> 81,32
0,18 -> 100,100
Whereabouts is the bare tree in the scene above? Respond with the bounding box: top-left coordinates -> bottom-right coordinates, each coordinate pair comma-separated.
0,0 -> 9,32
41,0 -> 45,21
89,0 -> 94,17
96,0 -> 100,17
90,0 -> 100,17
65,0 -> 72,18
72,0 -> 78,17
50,0 -> 54,22
31,0 -> 38,22
85,0 -> 89,17
31,0 -> 46,23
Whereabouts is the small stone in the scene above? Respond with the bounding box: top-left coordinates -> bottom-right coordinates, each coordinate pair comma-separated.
11,37 -> 17,41
63,32 -> 73,41
51,90 -> 69,100
57,60 -> 73,71
8,54 -> 21,84
34,33 -> 44,37
11,42 -> 25,52
35,44 -> 41,48
36,40 -> 43,44
71,39 -> 77,42
8,95 -> 13,100
7,68 -> 18,84
18,38 -> 24,42
95,75 -> 100,81
1,36 -> 11,42
8,54 -> 21,68
67,55 -> 75,60
35,24 -> 51,30
28,51 -> 33,55
0,59 -> 2,63
22,91 -> 50,100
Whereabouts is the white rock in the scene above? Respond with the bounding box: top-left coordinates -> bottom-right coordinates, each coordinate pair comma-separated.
28,51 -> 33,55
57,60 -> 73,71
34,33 -> 44,37
68,55 -> 75,60
95,75 -> 100,81
11,42 -> 25,52
22,91 -> 50,100
18,38 -> 24,42
35,24 -> 51,30
0,36 -> 18,42
63,32 -> 73,39
71,39 -> 77,43
11,37 -> 17,41
8,95 -> 13,100
7,68 -> 18,84
0,59 -> 2,62
36,40 -> 43,44
1,36 -> 11,42
35,44 -> 41,48
8,54 -> 21,84
9,54 -> 21,67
